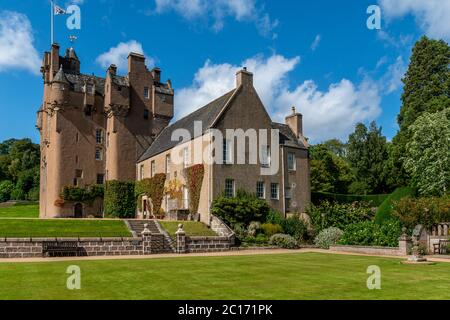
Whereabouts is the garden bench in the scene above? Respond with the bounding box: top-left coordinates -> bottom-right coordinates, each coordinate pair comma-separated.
42,241 -> 80,257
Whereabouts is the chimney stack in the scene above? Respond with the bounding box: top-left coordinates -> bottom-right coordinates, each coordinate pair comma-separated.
285,106 -> 303,138
236,68 -> 253,89
108,64 -> 117,76
152,67 -> 161,83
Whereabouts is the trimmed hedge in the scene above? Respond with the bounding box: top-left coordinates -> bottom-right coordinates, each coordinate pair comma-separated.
104,180 -> 135,218
312,192 -> 388,206
374,187 -> 416,224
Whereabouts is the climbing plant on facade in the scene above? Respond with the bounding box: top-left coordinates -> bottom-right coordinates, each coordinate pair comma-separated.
185,164 -> 205,214
135,174 -> 166,214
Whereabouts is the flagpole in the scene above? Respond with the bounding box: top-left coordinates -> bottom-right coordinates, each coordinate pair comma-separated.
51,0 -> 54,45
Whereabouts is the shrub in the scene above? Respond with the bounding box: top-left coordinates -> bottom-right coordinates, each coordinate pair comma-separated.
314,227 -> 343,249
255,234 -> 268,244
339,219 -> 402,247
184,164 -> 204,214
392,196 -> 450,229
211,190 -> 270,228
311,192 -> 388,206
104,180 -> 135,218
307,201 -> 374,233
281,217 -> 309,242
261,223 -> 284,237
135,174 -> 166,213
247,221 -> 261,237
27,186 -> 39,201
0,180 -> 14,202
61,185 -> 104,203
375,187 -> 416,224
269,234 -> 298,249
266,209 -> 284,225
11,187 -> 26,200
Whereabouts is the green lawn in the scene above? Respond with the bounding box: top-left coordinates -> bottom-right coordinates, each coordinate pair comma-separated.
0,203 -> 39,218
0,219 -> 131,238
1,253 -> 450,299
159,221 -> 217,239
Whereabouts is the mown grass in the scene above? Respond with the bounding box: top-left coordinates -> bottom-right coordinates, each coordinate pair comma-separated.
1,253 -> 450,300
0,219 -> 131,238
0,203 -> 39,218
159,221 -> 217,239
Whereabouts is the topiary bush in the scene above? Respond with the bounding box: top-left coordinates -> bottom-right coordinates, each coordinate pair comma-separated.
374,187 -> 416,224
261,223 -> 284,237
314,227 -> 343,249
211,190 -> 270,228
104,180 -> 135,218
269,234 -> 298,249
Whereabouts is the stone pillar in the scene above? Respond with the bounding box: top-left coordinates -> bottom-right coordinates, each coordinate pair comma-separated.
175,224 -> 186,254
141,223 -> 152,255
444,224 -> 449,236
398,232 -> 412,256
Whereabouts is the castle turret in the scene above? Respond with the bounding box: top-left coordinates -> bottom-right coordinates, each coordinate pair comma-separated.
50,65 -> 69,106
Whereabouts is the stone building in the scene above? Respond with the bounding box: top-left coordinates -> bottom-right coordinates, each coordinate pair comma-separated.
37,44 -> 174,218
137,69 -> 311,224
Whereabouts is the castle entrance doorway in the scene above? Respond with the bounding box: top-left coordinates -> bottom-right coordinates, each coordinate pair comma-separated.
74,203 -> 83,218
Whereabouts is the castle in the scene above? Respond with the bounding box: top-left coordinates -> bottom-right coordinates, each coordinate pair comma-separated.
37,44 -> 310,221
37,44 -> 174,218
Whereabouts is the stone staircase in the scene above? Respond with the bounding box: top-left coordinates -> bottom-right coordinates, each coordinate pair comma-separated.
126,220 -> 175,253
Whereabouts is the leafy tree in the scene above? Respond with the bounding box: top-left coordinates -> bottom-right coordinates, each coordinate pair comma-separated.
391,37 -> 450,185
0,181 -> 14,202
347,122 -> 389,194
404,109 -> 450,196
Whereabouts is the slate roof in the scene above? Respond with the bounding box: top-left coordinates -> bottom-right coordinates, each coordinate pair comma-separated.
138,89 -> 236,161
111,74 -> 129,87
65,73 -> 106,95
53,66 -> 69,83
271,122 -> 308,149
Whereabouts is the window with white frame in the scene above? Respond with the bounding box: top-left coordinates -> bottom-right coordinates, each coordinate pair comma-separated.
144,87 -> 150,99
182,186 -> 189,209
285,187 -> 292,199
165,154 -> 171,179
95,148 -> 102,161
288,153 -> 296,171
140,165 -> 144,180
151,160 -> 156,178
256,181 -> 265,199
270,183 -> 279,200
183,147 -> 190,168
95,129 -> 103,144
225,179 -> 235,198
223,139 -> 232,164
261,145 -> 271,167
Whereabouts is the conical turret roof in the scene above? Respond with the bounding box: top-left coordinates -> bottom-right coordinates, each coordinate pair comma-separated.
53,65 -> 69,84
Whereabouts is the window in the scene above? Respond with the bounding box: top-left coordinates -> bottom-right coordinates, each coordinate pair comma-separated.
144,109 -> 149,120
225,179 -> 235,198
84,105 -> 92,116
139,165 -> 144,180
96,129 -> 103,144
285,187 -> 292,199
288,153 -> 296,171
144,87 -> 150,99
183,147 -> 190,168
107,132 -> 110,148
75,169 -> 83,178
75,132 -> 79,142
256,181 -> 265,199
223,139 -> 232,164
151,160 -> 156,178
261,145 -> 271,167
96,174 -> 104,185
270,183 -> 279,200
182,187 -> 189,209
95,148 -> 102,161
165,155 -> 171,178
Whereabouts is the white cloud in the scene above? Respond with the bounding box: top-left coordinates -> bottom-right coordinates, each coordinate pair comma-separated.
175,54 -> 382,143
96,40 -> 155,72
0,11 -> 40,75
382,56 -> 406,94
152,0 -> 278,37
379,0 -> 450,40
310,34 -> 321,51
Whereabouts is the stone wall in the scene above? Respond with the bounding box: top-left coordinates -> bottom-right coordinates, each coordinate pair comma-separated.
329,244 -> 403,256
186,236 -> 232,253
0,234 -> 169,259
210,215 -> 235,245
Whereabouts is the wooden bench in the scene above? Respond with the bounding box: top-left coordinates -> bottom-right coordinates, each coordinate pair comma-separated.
433,240 -> 450,255
42,241 -> 80,257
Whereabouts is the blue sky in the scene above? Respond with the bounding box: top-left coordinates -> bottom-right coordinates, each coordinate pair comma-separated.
0,0 -> 449,144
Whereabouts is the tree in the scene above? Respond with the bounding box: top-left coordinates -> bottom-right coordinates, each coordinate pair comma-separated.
391,37 -> 450,185
347,122 -> 389,194
0,181 -> 14,202
404,109 -> 450,196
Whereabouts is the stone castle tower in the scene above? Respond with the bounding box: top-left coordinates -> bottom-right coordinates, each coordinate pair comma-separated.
37,44 -> 174,218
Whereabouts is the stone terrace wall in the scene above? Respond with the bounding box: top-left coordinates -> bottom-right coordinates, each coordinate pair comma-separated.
210,215 -> 235,245
329,245 -> 403,256
0,234 -> 169,259
185,236 -> 232,253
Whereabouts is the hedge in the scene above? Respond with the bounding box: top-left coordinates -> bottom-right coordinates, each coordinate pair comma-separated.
61,185 -> 104,204
104,180 -> 136,218
311,192 -> 388,206
374,187 -> 416,224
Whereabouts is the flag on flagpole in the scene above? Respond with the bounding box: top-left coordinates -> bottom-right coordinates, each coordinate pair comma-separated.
54,5 -> 66,15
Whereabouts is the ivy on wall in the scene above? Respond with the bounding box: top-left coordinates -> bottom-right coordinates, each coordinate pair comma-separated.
58,185 -> 104,207
185,164 -> 205,214
135,174 -> 166,214
104,180 -> 136,218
